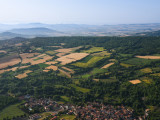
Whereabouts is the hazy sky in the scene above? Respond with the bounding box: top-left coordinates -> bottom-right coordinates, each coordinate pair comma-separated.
0,0 -> 160,25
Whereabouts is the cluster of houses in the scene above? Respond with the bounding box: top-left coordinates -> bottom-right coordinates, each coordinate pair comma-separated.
75,102 -> 136,120
22,97 -> 144,120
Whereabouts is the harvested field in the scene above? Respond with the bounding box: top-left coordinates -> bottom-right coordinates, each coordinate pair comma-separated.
129,80 -> 141,84
15,70 -> 32,79
93,79 -> 100,82
21,53 -> 53,65
56,53 -> 67,57
45,51 -> 56,55
9,67 -> 18,71
101,63 -> 114,69
0,50 -> 7,53
55,46 -> 82,53
55,48 -> 73,53
0,58 -> 21,69
20,53 -> 39,59
36,47 -> 43,51
46,65 -> 58,71
59,69 -> 71,78
0,70 -> 5,74
0,67 -> 18,74
47,46 -> 62,48
45,61 -> 57,65
15,43 -> 22,46
19,66 -> 30,69
57,53 -> 89,65
43,70 -> 50,72
62,67 -> 75,74
136,56 -> 160,59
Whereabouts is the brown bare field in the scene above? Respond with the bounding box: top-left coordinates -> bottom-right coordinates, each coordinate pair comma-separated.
9,67 -> 18,71
0,58 -> 21,69
56,53 -> 89,65
31,55 -> 52,65
46,65 -> 58,71
47,46 -> 62,48
0,67 -> 18,74
0,70 -> 5,74
59,69 -> 71,78
15,43 -> 22,46
56,53 -> 67,57
129,80 -> 141,84
20,53 -> 39,59
136,56 -> 160,59
62,67 -> 75,74
55,48 -> 73,53
43,70 -> 50,72
45,61 -> 57,65
101,63 -> 114,69
0,53 -> 19,63
15,70 -> 32,79
0,50 -> 7,53
19,66 -> 30,69
55,46 -> 82,53
60,43 -> 65,45
93,79 -> 100,82
21,53 -> 53,65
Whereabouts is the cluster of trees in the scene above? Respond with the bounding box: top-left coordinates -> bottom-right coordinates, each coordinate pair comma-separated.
0,95 -> 18,111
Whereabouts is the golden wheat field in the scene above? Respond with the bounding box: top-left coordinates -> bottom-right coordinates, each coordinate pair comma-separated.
129,80 -> 141,84
0,58 -> 21,69
21,53 -> 53,65
15,70 -> 32,79
56,53 -> 67,57
0,50 -> 7,53
101,63 -> 114,69
45,61 -> 57,65
45,65 -> 58,71
56,53 -> 89,65
136,56 -> 160,59
43,69 -> 50,72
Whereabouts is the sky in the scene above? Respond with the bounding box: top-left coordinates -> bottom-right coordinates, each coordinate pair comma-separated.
0,0 -> 160,25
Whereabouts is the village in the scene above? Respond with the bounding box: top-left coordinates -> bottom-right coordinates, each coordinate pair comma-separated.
19,96 -> 138,120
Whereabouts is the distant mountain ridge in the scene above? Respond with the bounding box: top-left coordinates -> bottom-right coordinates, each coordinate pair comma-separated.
135,30 -> 160,36
0,32 -> 27,40
8,27 -> 63,36
0,23 -> 160,40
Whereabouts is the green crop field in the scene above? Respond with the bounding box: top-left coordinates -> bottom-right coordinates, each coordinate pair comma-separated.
61,96 -> 70,102
140,68 -> 152,73
91,68 -> 107,75
120,63 -> 133,68
72,56 -> 104,68
70,84 -> 90,93
58,114 -> 76,120
123,58 -> 158,66
0,103 -> 25,120
82,47 -> 105,53
38,63 -> 50,68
